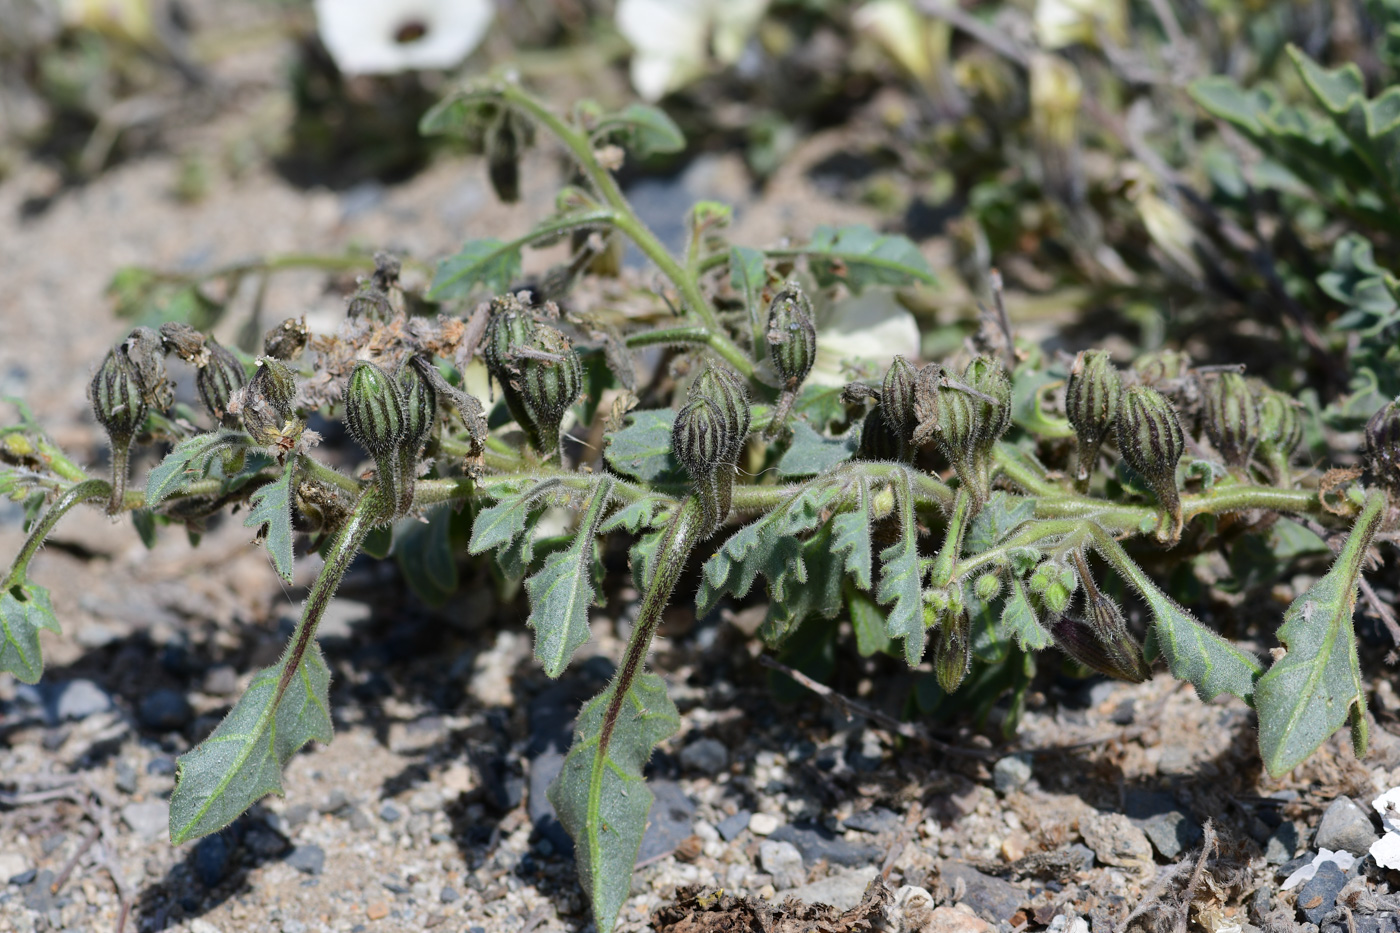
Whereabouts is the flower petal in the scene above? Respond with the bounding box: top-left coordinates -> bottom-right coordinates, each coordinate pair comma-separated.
315,0 -> 493,76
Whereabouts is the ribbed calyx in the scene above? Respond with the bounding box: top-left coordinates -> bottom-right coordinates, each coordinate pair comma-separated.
397,356 -> 439,464
1254,382 -> 1303,482
1365,398 -> 1400,497
197,339 -> 247,427
1054,552 -> 1150,682
766,283 -> 817,390
345,361 -> 416,517
1115,385 -> 1184,540
1203,371 -> 1259,469
673,362 -> 751,538
880,355 -> 917,460
483,299 -> 582,456
486,107 -> 531,204
347,283 -> 393,321
912,357 -> 1011,503
90,347 -> 148,514
239,359 -> 299,446
1064,349 -> 1121,487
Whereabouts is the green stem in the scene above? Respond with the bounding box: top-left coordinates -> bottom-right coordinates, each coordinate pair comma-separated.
992,443 -> 1063,497
930,488 -> 973,588
2,479 -> 110,591
298,454 -> 362,496
625,325 -> 754,374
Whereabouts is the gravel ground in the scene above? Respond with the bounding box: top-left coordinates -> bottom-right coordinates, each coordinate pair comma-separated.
4,13 -> 1400,933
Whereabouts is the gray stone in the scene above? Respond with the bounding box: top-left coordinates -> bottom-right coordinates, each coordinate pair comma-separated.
635,780 -> 696,865
1265,824 -> 1300,865
53,679 -> 112,722
717,810 -> 751,842
0,851 -> 30,882
679,737 -> 729,775
992,755 -> 1032,795
147,756 -> 175,776
319,790 -> 349,815
1295,861 -> 1348,925
348,808 -> 373,832
843,807 -> 900,834
781,866 -> 879,910
1140,810 -> 1203,859
24,869 -> 55,912
1080,812 -> 1153,868
1314,796 -> 1378,856
121,800 -> 170,841
194,834 -> 234,887
769,822 -> 883,868
440,887 -> 459,904
379,802 -> 403,823
285,845 -> 324,875
203,666 -> 239,695
138,688 -> 192,731
759,840 -> 805,889
939,862 -> 1027,923
114,759 -> 138,795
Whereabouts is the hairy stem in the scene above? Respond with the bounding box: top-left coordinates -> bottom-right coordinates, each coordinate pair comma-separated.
930,487 -> 973,588
2,479 -> 111,591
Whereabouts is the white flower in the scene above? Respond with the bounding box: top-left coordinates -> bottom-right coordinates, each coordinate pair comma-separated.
314,0 -> 493,76
616,0 -> 769,101
1280,848 -> 1356,890
1034,0 -> 1126,50
1371,788 -> 1400,870
809,289 -> 921,388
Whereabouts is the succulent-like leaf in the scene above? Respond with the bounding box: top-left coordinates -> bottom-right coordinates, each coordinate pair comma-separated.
802,224 -> 938,291
0,582 -> 59,684
524,479 -> 613,678
548,672 -> 680,933
1256,490 -> 1385,777
243,459 -> 296,584
169,645 -> 332,843
876,471 -> 926,666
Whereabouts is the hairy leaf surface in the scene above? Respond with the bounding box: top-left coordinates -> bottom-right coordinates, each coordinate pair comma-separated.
603,410 -> 687,483
243,459 -> 296,584
802,224 -> 938,291
146,430 -> 248,504
877,471 -> 925,665
525,479 -> 612,678
777,422 -> 860,477
0,582 -> 59,684
428,238 -> 524,301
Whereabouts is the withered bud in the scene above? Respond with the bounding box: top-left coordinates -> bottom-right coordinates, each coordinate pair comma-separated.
123,327 -> 174,412
347,283 -> 393,321
263,317 -> 309,361
158,322 -> 207,364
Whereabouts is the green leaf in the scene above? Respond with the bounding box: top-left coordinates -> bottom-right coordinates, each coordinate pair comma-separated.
146,431 -> 248,504
547,672 -> 680,933
776,421 -> 859,476
362,524 -> 394,560
1096,531 -> 1262,702
599,496 -> 669,536
0,582 -> 59,684
1255,491 -> 1385,777
801,224 -> 938,291
595,103 -> 686,156
524,479 -> 613,678
761,524 -> 846,645
131,509 -> 158,549
847,584 -> 891,657
603,410 -> 687,483
830,477 -> 873,591
1000,578 -> 1051,651
876,471 -> 925,666
730,245 -> 767,350
965,491 -> 1036,554
418,89 -> 499,138
395,506 -> 458,607
244,459 -> 296,585
428,238 -> 523,302
169,645 -> 333,843
1289,45 -> 1400,204
468,480 -> 552,556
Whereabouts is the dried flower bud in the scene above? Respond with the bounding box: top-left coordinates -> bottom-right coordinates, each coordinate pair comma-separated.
912,358 -> 1010,503
197,339 -> 247,427
1203,372 -> 1259,469
881,356 -> 918,458
1133,349 -> 1191,387
1115,385 -> 1184,539
263,317 -> 309,361
123,327 -> 174,412
1065,349 -> 1121,485
158,322 -> 207,363
689,363 -> 751,464
345,361 -> 404,460
347,283 -> 393,321
346,361 -> 413,516
1365,398 -> 1400,496
934,608 -> 972,693
91,348 -> 148,514
1255,383 -> 1303,481
766,283 -> 817,390
235,359 -> 299,447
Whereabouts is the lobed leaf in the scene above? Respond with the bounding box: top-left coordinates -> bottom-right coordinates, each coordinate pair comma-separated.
547,672 -> 680,933
169,645 -> 333,843
829,477 -> 873,591
603,410 -> 687,483
428,238 -> 523,302
524,479 -> 613,678
965,491 -> 1036,554
0,582 -> 59,684
1255,491 -> 1385,777
876,471 -> 926,666
243,459 -> 296,584
146,430 -> 248,505
1000,578 -> 1052,651
802,224 -> 938,291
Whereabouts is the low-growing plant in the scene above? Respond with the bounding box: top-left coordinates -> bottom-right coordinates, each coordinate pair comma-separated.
4,76 -> 1400,933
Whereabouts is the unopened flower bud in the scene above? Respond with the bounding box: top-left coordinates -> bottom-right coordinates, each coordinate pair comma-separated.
973,571 -> 1002,602
1115,385 -> 1184,539
1065,349 -> 1121,486
673,397 -> 734,537
881,355 -> 918,458
766,283 -> 817,390
346,361 -> 413,516
123,327 -> 174,412
197,339 -> 247,427
398,356 -> 439,462
1203,371 -> 1259,469
933,608 -> 972,693
1365,398 -> 1400,496
912,358 -> 1010,503
347,283 -> 393,321
486,107 -> 530,203
1255,383 -> 1303,482
263,317 -> 309,361
236,359 -> 299,447
856,403 -> 903,461
91,347 -> 148,513
516,324 -> 583,457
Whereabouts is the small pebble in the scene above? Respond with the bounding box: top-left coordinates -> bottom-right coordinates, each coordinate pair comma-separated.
440,887 -> 459,904
992,755 -> 1032,795
749,813 -> 780,836
286,845 -> 325,875
1314,796 -> 1379,856
366,902 -> 389,920
717,810 -> 751,841
139,688 -> 193,731
53,679 -> 113,721
147,757 -> 176,776
679,737 -> 729,775
114,759 -> 139,795
379,802 -> 403,823
926,906 -> 992,933
1001,831 -> 1029,862
759,839 -> 804,889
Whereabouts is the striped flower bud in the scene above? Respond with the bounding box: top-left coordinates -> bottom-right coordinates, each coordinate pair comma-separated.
197,339 -> 247,427
397,356 -> 439,462
1255,383 -> 1303,482
1365,398 -> 1400,496
673,397 -> 734,537
347,283 -> 392,321
91,347 -> 148,514
933,607 -> 972,693
486,107 -> 529,204
1203,372 -> 1259,469
515,324 -> 583,457
766,283 -> 817,390
345,361 -> 413,516
1065,349 -> 1121,487
964,356 -> 1012,445
1115,385 -> 1184,540
689,363 -> 751,464
913,358 -> 1010,503
881,356 -> 918,459
856,404 -> 902,462
1064,551 -> 1150,681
